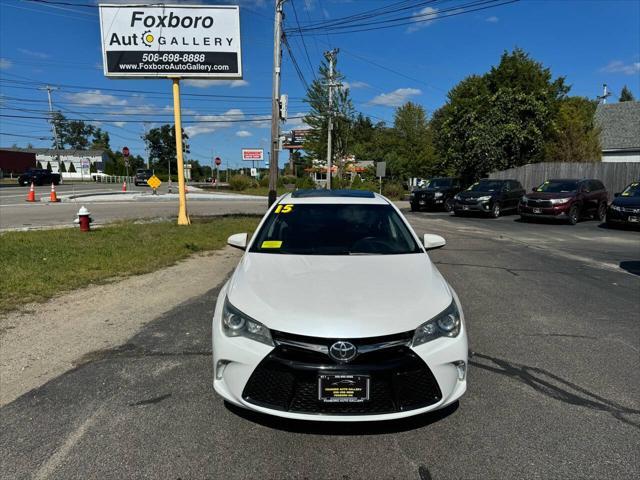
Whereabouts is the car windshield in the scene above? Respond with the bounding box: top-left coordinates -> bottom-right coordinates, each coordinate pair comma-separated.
467,181 -> 502,192
424,179 -> 452,189
250,204 -> 422,255
536,180 -> 578,193
137,169 -> 152,175
620,182 -> 640,197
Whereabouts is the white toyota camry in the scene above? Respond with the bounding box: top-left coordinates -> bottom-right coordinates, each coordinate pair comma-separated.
212,190 -> 467,421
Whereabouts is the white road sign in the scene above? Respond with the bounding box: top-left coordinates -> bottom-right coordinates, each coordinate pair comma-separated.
98,4 -> 242,78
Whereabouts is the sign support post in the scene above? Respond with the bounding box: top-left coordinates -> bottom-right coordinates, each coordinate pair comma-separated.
172,79 -> 190,226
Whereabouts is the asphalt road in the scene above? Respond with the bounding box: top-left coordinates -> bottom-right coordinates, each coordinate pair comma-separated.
1,210 -> 639,479
0,182 -> 267,230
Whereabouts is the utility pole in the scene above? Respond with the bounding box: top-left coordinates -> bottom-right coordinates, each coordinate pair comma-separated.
40,85 -> 61,168
324,49 -> 339,190
268,0 -> 285,207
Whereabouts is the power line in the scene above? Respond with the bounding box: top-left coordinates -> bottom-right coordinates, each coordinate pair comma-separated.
0,113 -> 306,124
282,34 -> 310,92
290,0 -> 317,82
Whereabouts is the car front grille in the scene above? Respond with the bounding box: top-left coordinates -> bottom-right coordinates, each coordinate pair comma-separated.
619,206 -> 640,213
526,199 -> 553,207
242,331 -> 442,415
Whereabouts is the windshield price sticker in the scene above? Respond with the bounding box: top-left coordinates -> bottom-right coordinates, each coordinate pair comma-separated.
274,204 -> 293,214
261,240 -> 282,249
99,5 -> 242,78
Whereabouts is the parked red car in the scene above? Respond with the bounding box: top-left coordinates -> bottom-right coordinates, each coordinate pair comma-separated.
518,179 -> 608,225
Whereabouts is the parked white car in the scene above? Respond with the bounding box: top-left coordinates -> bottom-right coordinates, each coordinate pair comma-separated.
212,190 -> 468,421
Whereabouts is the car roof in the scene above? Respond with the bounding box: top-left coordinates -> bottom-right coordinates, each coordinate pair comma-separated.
547,178 -> 582,182
281,189 -> 389,205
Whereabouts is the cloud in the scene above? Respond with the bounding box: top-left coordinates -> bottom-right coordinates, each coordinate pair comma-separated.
236,130 -> 252,137
369,88 -> 422,107
406,7 -> 438,33
64,90 -> 128,106
0,58 -> 12,70
185,108 -> 245,137
17,48 -> 50,59
183,79 -> 249,88
485,16 -> 499,23
285,115 -> 309,130
112,121 -> 126,128
342,81 -> 369,90
600,60 -> 640,76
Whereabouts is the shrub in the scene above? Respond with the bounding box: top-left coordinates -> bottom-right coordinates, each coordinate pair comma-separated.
281,175 -> 297,185
350,175 -> 363,189
68,162 -> 77,173
59,162 -> 67,173
259,175 -> 269,187
229,174 -> 254,191
331,175 -> 347,189
382,181 -> 405,199
295,176 -> 316,189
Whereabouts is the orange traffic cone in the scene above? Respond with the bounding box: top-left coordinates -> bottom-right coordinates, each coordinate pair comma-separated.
49,182 -> 60,202
122,180 -> 127,192
26,182 -> 36,202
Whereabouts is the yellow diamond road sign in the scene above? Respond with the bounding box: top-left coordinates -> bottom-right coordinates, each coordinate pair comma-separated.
147,175 -> 161,190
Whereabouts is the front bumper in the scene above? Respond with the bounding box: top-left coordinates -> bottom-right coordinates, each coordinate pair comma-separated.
453,200 -> 491,213
519,203 -> 570,218
212,287 -> 468,422
607,207 -> 640,225
410,195 -> 445,209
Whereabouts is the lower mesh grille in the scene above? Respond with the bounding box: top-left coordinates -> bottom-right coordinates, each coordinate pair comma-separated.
242,338 -> 442,415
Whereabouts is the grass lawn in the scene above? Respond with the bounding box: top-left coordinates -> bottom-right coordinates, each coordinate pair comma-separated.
0,216 -> 259,312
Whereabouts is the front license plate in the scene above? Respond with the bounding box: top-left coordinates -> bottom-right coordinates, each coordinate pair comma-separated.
419,200 -> 426,205
629,216 -> 639,223
533,208 -> 542,214
463,205 -> 470,210
318,374 -> 370,403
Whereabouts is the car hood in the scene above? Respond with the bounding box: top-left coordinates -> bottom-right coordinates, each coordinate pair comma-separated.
612,196 -> 640,208
226,253 -> 452,338
527,192 -> 575,200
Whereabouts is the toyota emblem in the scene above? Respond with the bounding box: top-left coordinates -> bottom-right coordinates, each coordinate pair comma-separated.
329,341 -> 357,363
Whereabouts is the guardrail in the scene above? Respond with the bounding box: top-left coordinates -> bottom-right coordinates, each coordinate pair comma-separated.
94,175 -> 135,184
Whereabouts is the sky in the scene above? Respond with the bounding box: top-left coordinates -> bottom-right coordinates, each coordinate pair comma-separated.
1,0 -> 639,171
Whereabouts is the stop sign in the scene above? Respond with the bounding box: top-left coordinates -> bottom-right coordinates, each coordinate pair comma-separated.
215,157 -> 222,166
122,146 -> 130,157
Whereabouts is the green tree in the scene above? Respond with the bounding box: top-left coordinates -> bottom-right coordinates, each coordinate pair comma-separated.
619,85 -> 635,102
545,97 -> 601,162
51,112 -> 111,150
142,124 -> 189,175
432,48 -> 569,181
303,57 -> 355,170
59,161 -> 67,173
68,162 -> 76,173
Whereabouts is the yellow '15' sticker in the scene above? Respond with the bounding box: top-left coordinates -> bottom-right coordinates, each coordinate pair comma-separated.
261,240 -> 282,249
275,204 -> 294,213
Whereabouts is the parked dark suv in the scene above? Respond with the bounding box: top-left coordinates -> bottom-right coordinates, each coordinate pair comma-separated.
453,179 -> 525,218
410,177 -> 463,212
134,169 -> 153,186
606,181 -> 640,228
18,169 -> 61,186
519,179 -> 608,225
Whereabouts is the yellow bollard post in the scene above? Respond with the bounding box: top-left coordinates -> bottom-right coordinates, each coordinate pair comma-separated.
172,78 -> 190,225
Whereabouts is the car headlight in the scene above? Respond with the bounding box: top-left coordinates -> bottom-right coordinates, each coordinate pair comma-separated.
454,194 -> 461,201
550,198 -> 571,205
477,195 -> 492,202
434,192 -> 444,198
521,196 -> 529,203
412,300 -> 461,347
610,204 -> 622,211
222,299 -> 274,346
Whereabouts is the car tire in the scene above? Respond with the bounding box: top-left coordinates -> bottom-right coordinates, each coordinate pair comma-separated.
520,215 -> 529,223
597,202 -> 607,222
410,204 -> 417,212
491,202 -> 501,218
444,198 -> 454,212
568,205 -> 580,225
453,210 -> 462,217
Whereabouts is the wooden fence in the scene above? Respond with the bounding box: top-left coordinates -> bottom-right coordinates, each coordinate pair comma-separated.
489,162 -> 640,194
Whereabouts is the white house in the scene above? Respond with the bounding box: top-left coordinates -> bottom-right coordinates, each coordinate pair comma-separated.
595,101 -> 640,162
4,148 -> 109,179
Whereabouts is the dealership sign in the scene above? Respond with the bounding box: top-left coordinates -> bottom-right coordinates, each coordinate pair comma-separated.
242,148 -> 264,161
98,4 -> 242,78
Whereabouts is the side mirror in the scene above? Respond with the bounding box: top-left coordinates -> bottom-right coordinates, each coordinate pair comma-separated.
614,192 -> 620,198
423,234 -> 446,250
227,233 -> 248,251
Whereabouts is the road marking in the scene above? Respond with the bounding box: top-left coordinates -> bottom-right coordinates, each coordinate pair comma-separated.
33,405 -> 105,480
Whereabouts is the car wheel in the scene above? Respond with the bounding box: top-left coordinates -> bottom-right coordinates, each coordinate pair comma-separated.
568,205 -> 580,225
597,203 -> 607,222
444,198 -> 454,212
491,202 -> 501,218
410,204 -> 417,212
520,215 -> 529,223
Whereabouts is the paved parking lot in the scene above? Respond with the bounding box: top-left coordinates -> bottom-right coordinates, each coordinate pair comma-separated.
1,210 -> 638,479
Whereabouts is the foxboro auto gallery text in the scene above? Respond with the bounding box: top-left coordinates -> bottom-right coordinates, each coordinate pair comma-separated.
108,11 -> 234,47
